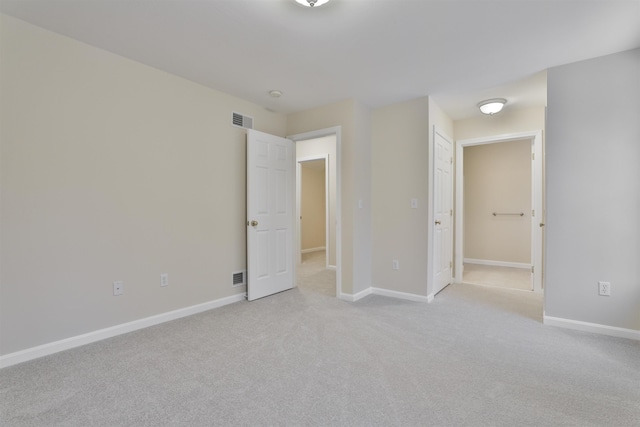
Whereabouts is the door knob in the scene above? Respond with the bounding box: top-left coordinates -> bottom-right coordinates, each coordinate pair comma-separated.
539,223 -> 545,227
435,220 -> 441,225
250,220 -> 258,227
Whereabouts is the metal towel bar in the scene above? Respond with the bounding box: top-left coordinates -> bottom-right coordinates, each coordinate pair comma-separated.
492,212 -> 524,217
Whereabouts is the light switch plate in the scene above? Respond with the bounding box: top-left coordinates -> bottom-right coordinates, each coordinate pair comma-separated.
113,280 -> 123,296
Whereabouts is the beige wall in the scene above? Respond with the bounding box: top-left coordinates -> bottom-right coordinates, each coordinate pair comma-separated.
464,140 -> 531,264
296,136 -> 337,266
371,97 -> 454,297
287,99 -> 372,296
372,97 -> 430,296
0,15 -> 287,355
429,98 -> 455,140
301,163 -> 326,251
455,107 -> 546,141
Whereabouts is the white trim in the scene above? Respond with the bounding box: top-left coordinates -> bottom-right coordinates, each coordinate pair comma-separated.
289,127 -> 342,299
340,287 -> 372,302
301,246 -> 326,254
461,281 -> 537,293
455,131 -> 543,293
372,287 -> 432,303
0,293 -> 246,369
464,258 -> 531,269
340,287 -> 435,304
544,316 -> 640,341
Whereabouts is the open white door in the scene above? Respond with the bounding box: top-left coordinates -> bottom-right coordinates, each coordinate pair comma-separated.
247,129 -> 295,301
433,128 -> 453,295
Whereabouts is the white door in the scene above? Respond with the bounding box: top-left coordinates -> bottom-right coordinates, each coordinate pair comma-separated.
434,129 -> 453,294
246,129 -> 295,301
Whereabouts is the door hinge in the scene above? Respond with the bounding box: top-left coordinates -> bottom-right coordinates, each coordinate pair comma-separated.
450,157 -> 453,164
532,153 -> 535,160
450,261 -> 453,268
532,209 -> 535,217
531,266 -> 534,273
450,209 -> 453,216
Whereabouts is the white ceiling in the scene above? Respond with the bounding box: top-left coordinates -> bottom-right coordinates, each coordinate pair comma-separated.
2,0 -> 639,120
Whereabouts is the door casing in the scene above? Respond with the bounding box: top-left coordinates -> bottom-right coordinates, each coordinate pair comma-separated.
454,130 -> 544,293
288,127 -> 342,298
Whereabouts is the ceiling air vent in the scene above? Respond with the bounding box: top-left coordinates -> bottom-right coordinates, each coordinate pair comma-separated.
232,112 -> 253,130
232,270 -> 246,287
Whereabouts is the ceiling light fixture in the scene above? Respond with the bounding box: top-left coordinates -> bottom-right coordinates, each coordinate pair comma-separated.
269,90 -> 282,98
478,98 -> 507,115
295,0 -> 331,7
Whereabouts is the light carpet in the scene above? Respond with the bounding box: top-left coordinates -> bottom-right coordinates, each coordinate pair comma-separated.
296,250 -> 336,297
1,283 -> 639,426
463,263 -> 532,291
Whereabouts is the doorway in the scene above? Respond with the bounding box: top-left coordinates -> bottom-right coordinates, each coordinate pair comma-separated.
454,131 -> 543,293
297,157 -> 330,267
462,139 -> 532,290
289,128 -> 341,298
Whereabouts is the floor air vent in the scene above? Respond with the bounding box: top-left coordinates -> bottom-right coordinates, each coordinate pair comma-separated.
232,112 -> 253,129
232,270 -> 246,287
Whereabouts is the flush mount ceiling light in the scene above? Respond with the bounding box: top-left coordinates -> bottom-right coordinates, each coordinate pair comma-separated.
295,0 -> 331,7
268,90 -> 282,98
478,98 -> 507,115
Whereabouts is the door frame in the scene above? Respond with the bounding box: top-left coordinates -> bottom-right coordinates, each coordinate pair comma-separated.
296,155 -> 331,268
454,130 -> 543,293
288,127 -> 342,298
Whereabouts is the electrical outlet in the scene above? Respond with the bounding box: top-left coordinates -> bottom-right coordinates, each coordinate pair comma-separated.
598,281 -> 610,296
113,280 -> 123,296
160,273 -> 169,287
392,260 -> 400,270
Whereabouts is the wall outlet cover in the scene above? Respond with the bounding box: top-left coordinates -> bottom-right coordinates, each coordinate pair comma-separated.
598,281 -> 611,296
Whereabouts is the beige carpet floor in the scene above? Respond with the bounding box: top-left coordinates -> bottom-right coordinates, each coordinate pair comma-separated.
296,250 -> 336,297
463,263 -> 532,291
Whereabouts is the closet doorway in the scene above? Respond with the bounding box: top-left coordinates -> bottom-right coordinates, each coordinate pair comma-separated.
455,131 -> 543,293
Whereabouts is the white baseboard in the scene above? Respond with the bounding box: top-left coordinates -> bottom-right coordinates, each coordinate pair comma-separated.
544,315 -> 640,341
341,287 -> 432,303
371,287 -> 431,303
464,258 -> 531,269
0,293 -> 246,369
340,287 -> 372,302
301,246 -> 326,254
